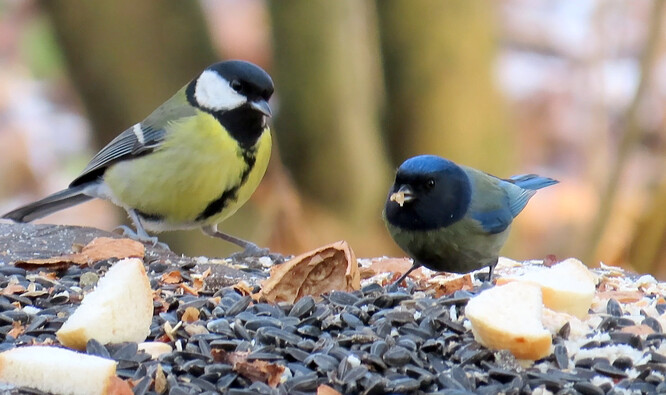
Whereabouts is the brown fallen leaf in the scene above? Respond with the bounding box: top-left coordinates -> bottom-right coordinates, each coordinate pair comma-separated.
368,257 -> 414,278
181,307 -> 200,323
233,280 -> 255,297
14,237 -> 145,269
161,271 -> 183,284
2,283 -> 26,295
212,349 -> 284,388
178,283 -> 199,296
258,241 -> 360,303
429,274 -> 474,297
7,321 -> 25,338
318,384 -> 343,395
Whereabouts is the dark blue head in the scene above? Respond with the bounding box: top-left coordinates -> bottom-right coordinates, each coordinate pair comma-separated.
384,155 -> 472,230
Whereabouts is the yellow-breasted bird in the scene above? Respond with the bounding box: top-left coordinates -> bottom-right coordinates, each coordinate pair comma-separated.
3,60 -> 274,254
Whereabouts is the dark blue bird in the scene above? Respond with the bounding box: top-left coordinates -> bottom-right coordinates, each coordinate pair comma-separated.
383,155 -> 558,286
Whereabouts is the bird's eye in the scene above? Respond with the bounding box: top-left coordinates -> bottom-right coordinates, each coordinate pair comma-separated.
230,80 -> 242,92
427,178 -> 436,188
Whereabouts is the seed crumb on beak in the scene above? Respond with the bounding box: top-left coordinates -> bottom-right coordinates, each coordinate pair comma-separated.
390,191 -> 407,207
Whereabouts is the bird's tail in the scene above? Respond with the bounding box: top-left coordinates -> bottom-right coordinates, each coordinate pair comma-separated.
2,185 -> 93,223
509,174 -> 559,191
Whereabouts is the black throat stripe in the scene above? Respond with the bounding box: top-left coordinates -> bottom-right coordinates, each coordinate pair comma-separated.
195,150 -> 257,221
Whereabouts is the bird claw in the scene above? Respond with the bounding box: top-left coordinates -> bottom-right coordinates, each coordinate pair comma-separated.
114,225 -> 170,250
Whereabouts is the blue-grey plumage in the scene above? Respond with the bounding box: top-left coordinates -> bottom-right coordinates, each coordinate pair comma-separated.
383,155 -> 558,286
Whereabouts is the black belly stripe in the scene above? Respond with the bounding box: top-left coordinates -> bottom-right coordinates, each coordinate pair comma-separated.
136,210 -> 164,222
195,150 -> 257,221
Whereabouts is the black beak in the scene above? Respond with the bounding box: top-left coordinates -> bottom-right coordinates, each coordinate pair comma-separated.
250,99 -> 272,117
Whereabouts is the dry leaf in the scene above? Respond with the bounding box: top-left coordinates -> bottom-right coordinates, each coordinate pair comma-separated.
258,241 -> 360,303
429,274 -> 474,297
7,321 -> 25,338
212,349 -> 285,388
181,307 -> 200,323
2,283 -> 26,295
161,271 -> 183,284
178,283 -> 199,296
233,280 -> 255,296
359,267 -> 377,280
14,237 -> 144,269
317,384 -> 343,395
368,257 -> 414,278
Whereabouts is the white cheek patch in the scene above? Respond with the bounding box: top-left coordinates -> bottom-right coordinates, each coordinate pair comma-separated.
194,70 -> 246,111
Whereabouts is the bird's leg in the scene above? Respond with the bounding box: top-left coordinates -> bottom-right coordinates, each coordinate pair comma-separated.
481,258 -> 498,284
115,209 -> 170,250
388,263 -> 422,290
201,225 -> 270,258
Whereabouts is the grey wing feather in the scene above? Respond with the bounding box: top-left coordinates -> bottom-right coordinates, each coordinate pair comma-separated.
69,87 -> 194,187
68,125 -> 167,187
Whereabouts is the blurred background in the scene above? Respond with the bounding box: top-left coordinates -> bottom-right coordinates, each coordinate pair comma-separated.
0,0 -> 664,278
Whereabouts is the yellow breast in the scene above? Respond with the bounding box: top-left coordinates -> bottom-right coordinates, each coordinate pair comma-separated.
103,111 -> 271,229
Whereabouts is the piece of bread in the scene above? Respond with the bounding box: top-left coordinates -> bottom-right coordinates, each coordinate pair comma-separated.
521,258 -> 596,319
57,258 -> 153,350
465,281 -> 552,360
0,346 -> 117,395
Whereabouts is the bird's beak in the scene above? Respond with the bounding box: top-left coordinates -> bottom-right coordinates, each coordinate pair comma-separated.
390,185 -> 414,207
250,99 -> 272,117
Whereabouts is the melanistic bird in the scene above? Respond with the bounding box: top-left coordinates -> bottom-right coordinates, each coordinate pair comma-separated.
383,155 -> 558,285
3,60 -> 274,254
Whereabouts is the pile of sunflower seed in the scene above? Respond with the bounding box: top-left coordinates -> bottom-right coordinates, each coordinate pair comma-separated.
1,259 -> 666,395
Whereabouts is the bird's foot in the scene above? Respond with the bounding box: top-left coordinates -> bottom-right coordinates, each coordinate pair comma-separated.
114,225 -> 170,250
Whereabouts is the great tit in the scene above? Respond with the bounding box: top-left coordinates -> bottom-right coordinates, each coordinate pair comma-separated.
383,155 -> 558,286
3,60 -> 274,254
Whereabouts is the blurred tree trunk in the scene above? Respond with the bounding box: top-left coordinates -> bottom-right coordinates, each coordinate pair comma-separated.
41,1 -> 217,146
270,0 -> 391,236
376,0 -> 513,172
41,1 -> 219,255
628,175 -> 666,278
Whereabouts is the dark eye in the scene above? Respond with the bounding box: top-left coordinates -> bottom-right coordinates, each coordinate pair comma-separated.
230,80 -> 242,92
426,178 -> 436,188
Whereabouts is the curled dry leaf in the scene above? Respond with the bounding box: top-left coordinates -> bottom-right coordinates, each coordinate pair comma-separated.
7,321 -> 25,338
178,283 -> 199,296
2,283 -> 26,296
181,307 -> 200,323
161,271 -> 183,284
429,273 -> 474,297
368,257 -> 415,280
14,237 -> 145,269
233,280 -> 255,297
258,241 -> 360,303
212,349 -> 284,388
